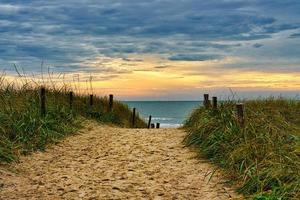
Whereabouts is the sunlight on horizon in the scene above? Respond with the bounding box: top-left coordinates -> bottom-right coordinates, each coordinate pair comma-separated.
4,54 -> 300,100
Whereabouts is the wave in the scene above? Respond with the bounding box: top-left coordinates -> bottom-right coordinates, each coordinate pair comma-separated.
151,117 -> 174,120
160,123 -> 183,128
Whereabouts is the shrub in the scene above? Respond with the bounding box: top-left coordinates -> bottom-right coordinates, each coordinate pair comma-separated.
0,75 -> 146,162
184,98 -> 300,199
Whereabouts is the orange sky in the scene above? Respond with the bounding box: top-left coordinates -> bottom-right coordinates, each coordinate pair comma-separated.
81,55 -> 300,98
5,55 -> 300,100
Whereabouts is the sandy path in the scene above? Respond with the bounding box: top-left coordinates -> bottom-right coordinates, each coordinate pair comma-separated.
0,121 -> 242,200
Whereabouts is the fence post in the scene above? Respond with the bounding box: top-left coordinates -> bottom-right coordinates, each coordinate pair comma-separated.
90,94 -> 93,107
212,97 -> 218,109
132,108 -> 136,128
204,94 -> 210,109
236,103 -> 245,126
69,91 -> 73,111
109,94 -> 113,112
147,115 -> 152,129
151,123 -> 155,128
156,123 -> 160,129
40,87 -> 46,117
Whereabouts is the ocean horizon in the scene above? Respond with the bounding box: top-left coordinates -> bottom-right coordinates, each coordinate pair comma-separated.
123,101 -> 202,128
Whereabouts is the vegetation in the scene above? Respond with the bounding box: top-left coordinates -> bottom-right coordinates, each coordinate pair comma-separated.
0,75 -> 146,163
184,98 -> 300,200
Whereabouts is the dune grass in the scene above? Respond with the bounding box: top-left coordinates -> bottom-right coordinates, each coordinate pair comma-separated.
184,98 -> 300,200
0,75 -> 146,163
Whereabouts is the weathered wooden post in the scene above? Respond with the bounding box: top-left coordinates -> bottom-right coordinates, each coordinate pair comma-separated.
132,108 -> 136,128
109,94 -> 113,112
236,103 -> 245,126
89,94 -> 93,107
40,87 -> 46,117
212,97 -> 218,110
147,115 -> 152,129
151,123 -> 155,128
156,123 -> 160,129
203,94 -> 210,109
69,91 -> 73,111
88,94 -> 94,116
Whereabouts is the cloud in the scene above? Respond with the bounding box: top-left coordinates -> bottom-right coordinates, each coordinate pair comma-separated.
262,23 -> 300,34
0,4 -> 21,13
253,43 -> 264,48
0,0 -> 299,76
169,54 -> 222,61
122,58 -> 143,62
154,65 -> 172,69
289,33 -> 300,38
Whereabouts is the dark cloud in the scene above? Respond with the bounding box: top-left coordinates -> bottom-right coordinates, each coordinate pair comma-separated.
154,65 -> 172,69
0,0 -> 299,73
262,23 -> 300,34
169,54 -> 222,61
253,43 -> 264,48
289,33 -> 300,38
122,58 -> 143,62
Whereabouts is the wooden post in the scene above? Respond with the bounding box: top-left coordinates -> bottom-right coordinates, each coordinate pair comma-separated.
151,123 -> 155,128
132,108 -> 136,128
212,97 -> 218,109
147,115 -> 152,129
236,103 -> 245,126
89,94 -> 93,106
69,91 -> 73,110
156,123 -> 160,129
204,94 -> 210,109
40,87 -> 46,117
109,94 -> 113,112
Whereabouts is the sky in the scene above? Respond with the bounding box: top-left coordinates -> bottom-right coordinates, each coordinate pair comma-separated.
0,0 -> 300,100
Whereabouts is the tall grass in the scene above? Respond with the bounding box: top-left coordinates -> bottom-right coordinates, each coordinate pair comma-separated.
184,98 -> 300,199
0,74 -> 146,163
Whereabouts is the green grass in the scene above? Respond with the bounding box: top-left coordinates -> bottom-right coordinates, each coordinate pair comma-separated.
0,75 -> 146,163
184,98 -> 300,200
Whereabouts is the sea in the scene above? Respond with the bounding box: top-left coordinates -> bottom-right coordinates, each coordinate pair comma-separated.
123,101 -> 201,128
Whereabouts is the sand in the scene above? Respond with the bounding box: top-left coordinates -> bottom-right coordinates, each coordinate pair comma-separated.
0,121 -> 242,200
